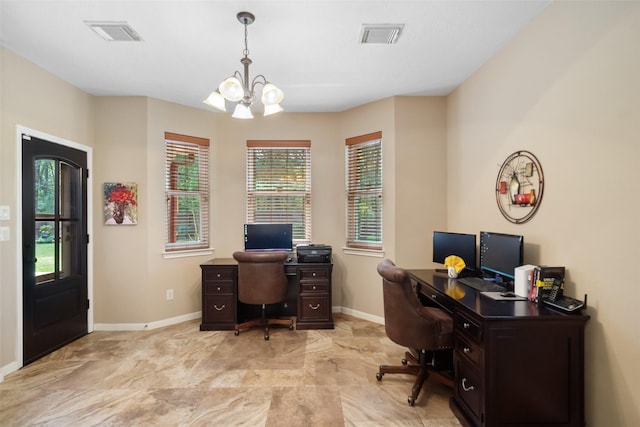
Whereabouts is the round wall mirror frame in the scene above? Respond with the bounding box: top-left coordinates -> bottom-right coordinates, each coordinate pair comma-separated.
495,150 -> 544,224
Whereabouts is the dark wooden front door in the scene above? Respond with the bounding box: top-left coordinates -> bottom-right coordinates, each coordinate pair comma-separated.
22,134 -> 88,365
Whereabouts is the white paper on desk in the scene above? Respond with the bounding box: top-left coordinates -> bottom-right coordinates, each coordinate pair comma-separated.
481,292 -> 528,301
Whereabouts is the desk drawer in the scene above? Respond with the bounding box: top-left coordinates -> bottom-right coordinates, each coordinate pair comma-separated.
203,295 -> 235,323
204,282 -> 234,295
456,311 -> 482,343
456,359 -> 483,423
421,287 -> 454,313
300,282 -> 328,293
299,268 -> 329,281
456,333 -> 483,368
299,295 -> 330,321
203,268 -> 235,282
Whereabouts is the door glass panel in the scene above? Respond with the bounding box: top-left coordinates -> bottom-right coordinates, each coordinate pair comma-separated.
59,161 -> 78,218
59,221 -> 78,279
35,159 -> 56,284
35,159 -> 56,215
59,162 -> 80,280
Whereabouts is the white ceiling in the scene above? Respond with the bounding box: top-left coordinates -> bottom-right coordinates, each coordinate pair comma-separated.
0,0 -> 551,114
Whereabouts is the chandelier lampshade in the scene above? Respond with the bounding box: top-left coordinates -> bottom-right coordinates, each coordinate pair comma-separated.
263,103 -> 284,116
232,104 -> 254,119
219,77 -> 244,102
261,83 -> 284,105
203,11 -> 284,118
203,90 -> 226,111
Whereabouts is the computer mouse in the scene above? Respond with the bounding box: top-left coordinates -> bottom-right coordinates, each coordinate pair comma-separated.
500,291 -> 517,297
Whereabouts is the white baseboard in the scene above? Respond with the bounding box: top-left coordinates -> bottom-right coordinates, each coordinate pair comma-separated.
334,306 -> 384,325
94,311 -> 202,331
0,361 -> 20,383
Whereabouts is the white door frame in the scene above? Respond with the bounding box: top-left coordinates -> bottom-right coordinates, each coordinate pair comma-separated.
15,125 -> 94,368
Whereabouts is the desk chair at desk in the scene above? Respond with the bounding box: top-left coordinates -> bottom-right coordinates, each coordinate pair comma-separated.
232,251 -> 294,340
376,259 -> 454,406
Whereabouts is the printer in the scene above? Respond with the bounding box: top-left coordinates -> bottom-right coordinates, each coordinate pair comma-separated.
297,244 -> 332,263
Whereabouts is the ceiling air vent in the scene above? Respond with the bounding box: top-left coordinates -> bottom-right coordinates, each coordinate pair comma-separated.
360,24 -> 404,44
85,21 -> 142,42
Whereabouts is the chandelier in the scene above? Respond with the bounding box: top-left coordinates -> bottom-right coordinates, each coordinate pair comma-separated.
203,11 -> 284,119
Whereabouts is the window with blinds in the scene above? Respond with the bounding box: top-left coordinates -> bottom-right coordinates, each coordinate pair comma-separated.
345,132 -> 382,250
246,140 -> 311,244
164,132 -> 209,251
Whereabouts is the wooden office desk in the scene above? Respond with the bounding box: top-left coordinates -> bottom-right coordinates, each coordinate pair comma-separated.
200,258 -> 334,331
408,269 -> 589,427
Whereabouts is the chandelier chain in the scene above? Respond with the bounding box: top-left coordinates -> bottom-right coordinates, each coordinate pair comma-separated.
243,22 -> 250,58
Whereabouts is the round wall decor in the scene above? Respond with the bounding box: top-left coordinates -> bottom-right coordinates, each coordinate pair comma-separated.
495,150 -> 544,224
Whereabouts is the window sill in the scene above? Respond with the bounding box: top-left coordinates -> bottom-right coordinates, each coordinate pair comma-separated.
342,247 -> 385,258
163,248 -> 214,259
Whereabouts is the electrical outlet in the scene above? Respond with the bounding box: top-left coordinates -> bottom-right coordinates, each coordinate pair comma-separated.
0,206 -> 9,220
166,289 -> 174,300
0,226 -> 9,241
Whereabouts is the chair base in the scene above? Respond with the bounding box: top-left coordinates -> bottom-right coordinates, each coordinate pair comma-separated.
377,350 -> 453,406
234,316 -> 294,340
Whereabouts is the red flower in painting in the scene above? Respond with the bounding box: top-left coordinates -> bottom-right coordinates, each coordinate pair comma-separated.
108,184 -> 136,206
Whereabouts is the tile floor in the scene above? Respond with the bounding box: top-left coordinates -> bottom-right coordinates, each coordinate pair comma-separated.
0,314 -> 460,426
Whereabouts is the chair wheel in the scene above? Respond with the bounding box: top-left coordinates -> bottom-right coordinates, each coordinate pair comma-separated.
408,396 -> 415,406
289,325 -> 294,330
264,334 -> 269,340
234,330 -> 239,336
401,359 -> 408,365
376,372 -> 383,381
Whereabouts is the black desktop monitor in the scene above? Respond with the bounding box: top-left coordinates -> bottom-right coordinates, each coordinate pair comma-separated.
479,231 -> 523,282
244,223 -> 293,252
432,231 -> 477,272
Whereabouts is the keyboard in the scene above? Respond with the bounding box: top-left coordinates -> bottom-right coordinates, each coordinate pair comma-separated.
457,277 -> 507,292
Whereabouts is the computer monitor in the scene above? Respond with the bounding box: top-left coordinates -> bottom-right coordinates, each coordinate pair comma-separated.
479,231 -> 524,283
244,223 -> 293,252
432,231 -> 477,272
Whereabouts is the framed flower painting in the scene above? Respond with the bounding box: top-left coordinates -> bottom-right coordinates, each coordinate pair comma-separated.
104,182 -> 138,225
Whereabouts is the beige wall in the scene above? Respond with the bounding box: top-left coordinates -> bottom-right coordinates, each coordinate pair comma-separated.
394,96 -> 448,269
0,48 -> 95,368
447,2 -> 640,425
93,97 -> 150,323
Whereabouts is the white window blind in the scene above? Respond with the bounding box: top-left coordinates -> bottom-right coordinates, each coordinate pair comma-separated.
164,132 -> 209,251
345,132 -> 382,250
246,140 -> 311,244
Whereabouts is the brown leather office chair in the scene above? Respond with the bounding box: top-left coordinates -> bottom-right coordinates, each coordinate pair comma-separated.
232,251 -> 294,340
376,259 -> 454,406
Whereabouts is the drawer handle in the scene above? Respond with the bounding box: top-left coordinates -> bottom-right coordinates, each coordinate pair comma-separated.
308,304 -> 321,310
462,378 -> 475,392
431,294 -> 437,299
312,285 -> 317,290
213,304 -> 226,311
312,272 -> 316,277
463,322 -> 470,329
216,273 -> 221,278
463,347 -> 471,354
217,286 -> 221,291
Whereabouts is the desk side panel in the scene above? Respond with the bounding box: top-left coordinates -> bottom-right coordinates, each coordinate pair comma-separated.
484,320 -> 585,426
